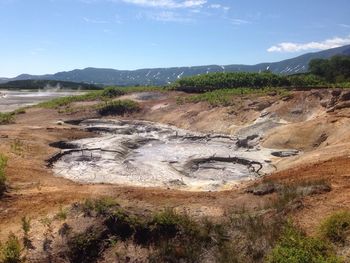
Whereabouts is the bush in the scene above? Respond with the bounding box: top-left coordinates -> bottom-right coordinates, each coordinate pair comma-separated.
0,113 -> 15,125
319,210 -> 350,244
101,87 -> 125,98
0,154 -> 8,197
0,233 -> 22,263
97,100 -> 140,116
174,72 -> 290,93
82,197 -> 119,216
266,224 -> 341,263
67,227 -> 106,263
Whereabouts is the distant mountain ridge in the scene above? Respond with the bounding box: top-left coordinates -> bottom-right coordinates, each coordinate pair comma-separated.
2,45 -> 350,86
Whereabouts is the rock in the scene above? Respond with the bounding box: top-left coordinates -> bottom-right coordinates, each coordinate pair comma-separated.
320,100 -> 328,108
331,89 -> 342,97
282,95 -> 293,101
297,184 -> 332,196
313,133 -> 328,148
56,121 -> 64,125
334,101 -> 350,110
291,109 -> 303,114
246,183 -> 276,196
254,101 -> 272,111
236,134 -> 259,149
310,90 -> 323,99
327,97 -> 338,108
267,91 -> 277,96
271,150 -> 299,158
167,179 -> 186,187
339,91 -> 350,102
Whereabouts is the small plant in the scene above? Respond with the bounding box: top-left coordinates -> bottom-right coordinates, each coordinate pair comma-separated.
21,216 -> 33,250
101,87 -> 125,98
0,233 -> 22,263
82,197 -> 119,216
41,217 -> 54,262
0,154 -> 8,197
266,223 -> 341,263
319,210 -> 350,244
10,139 -> 24,156
97,100 -> 140,116
0,112 -> 15,125
67,227 -> 106,263
56,206 -> 68,221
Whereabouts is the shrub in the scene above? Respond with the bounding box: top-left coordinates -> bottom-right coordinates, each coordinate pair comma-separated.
266,224 -> 341,263
101,87 -> 125,98
174,72 -> 290,93
56,206 -> 68,221
82,197 -> 119,216
0,113 -> 15,125
0,233 -> 22,263
67,227 -> 106,263
97,100 -> 140,116
0,154 -> 8,197
319,210 -> 350,244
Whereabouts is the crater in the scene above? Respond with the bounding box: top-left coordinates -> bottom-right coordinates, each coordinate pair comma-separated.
49,119 -> 288,191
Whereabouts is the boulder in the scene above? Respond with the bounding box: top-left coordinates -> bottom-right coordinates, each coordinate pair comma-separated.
334,101 -> 350,110
331,89 -> 342,97
339,91 -> 350,102
246,183 -> 276,196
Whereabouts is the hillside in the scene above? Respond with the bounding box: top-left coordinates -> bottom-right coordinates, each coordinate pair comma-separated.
0,79 -> 101,90
3,45 -> 350,86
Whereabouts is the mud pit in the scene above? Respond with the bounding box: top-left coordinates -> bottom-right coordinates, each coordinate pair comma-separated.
51,119 -> 281,191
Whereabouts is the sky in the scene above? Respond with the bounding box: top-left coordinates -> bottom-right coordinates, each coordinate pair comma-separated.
0,0 -> 350,77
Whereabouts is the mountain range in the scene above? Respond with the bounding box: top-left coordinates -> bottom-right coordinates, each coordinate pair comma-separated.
2,45 -> 350,86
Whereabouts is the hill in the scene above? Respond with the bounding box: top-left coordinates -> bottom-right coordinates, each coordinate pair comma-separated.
4,45 -> 350,86
0,79 -> 101,90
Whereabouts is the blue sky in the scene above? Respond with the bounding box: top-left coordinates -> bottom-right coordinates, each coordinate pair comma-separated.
0,0 -> 350,77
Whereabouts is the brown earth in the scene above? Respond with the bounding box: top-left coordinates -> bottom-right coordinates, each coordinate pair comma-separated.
1,89 -> 350,246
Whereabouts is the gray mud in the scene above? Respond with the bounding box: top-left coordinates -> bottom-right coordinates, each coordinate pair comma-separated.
51,119 -> 285,191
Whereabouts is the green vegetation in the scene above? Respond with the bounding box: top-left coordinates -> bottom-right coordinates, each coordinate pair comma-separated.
82,197 -> 119,216
38,90 -> 110,109
173,57 -> 350,94
0,233 -> 22,263
266,179 -> 331,212
0,154 -> 8,197
177,87 -> 289,106
56,206 -> 68,221
0,108 -> 26,125
10,139 -> 24,156
173,72 -> 290,93
266,224 -> 341,263
319,210 -> 350,244
309,55 -> 350,83
68,227 -> 105,263
0,113 -> 14,125
21,216 -> 33,250
0,79 -> 100,90
97,100 -> 140,116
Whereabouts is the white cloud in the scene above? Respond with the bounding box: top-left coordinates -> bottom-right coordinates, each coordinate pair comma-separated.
83,17 -> 108,24
148,11 -> 192,22
230,18 -> 249,25
267,35 -> 350,52
121,0 -> 206,8
208,3 -> 230,11
339,24 -> 350,29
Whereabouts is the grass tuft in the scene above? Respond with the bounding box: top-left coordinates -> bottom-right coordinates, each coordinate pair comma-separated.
266,223 -> 341,263
0,154 -> 8,197
97,100 -> 140,116
319,210 -> 350,244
